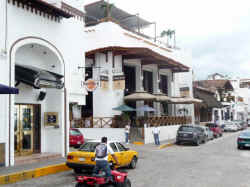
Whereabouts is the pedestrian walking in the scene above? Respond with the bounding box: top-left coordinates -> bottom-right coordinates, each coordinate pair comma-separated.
124,122 -> 130,144
152,125 -> 160,145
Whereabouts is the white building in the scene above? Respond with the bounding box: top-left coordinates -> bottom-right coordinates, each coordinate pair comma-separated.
70,1 -> 195,144
0,0 -> 195,167
0,0 -> 86,167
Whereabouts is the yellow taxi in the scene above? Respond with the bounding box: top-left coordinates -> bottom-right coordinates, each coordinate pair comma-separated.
66,140 -> 139,174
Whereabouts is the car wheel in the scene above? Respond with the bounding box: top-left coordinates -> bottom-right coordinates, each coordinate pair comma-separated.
75,182 -> 88,187
195,139 -> 200,146
129,157 -> 137,169
117,178 -> 131,187
74,168 -> 82,174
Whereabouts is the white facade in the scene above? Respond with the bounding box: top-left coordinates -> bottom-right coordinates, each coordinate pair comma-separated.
0,0 -> 86,166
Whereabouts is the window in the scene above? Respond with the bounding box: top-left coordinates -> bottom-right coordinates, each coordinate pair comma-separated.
109,143 -> 118,152
116,143 -> 126,152
70,129 -> 82,136
143,71 -> 153,93
159,75 -> 168,95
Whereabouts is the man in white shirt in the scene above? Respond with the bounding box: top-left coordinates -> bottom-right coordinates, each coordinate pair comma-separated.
152,125 -> 160,145
94,137 -> 119,180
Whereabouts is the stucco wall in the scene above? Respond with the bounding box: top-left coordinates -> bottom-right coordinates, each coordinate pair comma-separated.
144,125 -> 180,144
92,52 -> 124,118
78,128 -> 125,143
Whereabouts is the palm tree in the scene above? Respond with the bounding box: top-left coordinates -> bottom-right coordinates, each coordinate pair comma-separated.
101,1 -> 114,18
160,29 -> 176,48
160,30 -> 169,46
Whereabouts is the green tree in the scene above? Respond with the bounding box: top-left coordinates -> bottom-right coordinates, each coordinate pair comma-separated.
101,1 -> 114,18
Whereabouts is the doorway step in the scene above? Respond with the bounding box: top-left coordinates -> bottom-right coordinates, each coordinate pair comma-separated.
15,153 -> 62,166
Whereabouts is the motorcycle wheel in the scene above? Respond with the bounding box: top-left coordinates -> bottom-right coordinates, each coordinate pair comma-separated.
74,168 -> 82,174
116,178 -> 131,187
75,182 -> 89,187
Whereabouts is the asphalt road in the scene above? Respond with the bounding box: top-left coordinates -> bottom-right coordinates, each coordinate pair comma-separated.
6,130 -> 250,187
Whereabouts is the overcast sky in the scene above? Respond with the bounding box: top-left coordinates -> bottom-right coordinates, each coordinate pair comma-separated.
83,0 -> 250,80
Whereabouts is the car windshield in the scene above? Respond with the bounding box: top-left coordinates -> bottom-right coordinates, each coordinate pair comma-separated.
70,129 -> 81,136
79,142 -> 99,152
179,126 -> 194,132
240,132 -> 250,137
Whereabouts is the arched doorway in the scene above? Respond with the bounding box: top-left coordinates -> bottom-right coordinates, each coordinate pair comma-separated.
9,38 -> 66,165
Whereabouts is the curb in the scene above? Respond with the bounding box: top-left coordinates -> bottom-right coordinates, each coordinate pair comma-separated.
0,163 -> 71,185
159,142 -> 175,149
132,141 -> 144,145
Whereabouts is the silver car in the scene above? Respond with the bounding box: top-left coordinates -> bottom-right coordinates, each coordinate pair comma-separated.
200,126 -> 214,141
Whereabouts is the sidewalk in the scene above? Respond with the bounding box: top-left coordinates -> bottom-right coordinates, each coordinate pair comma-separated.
0,157 -> 70,185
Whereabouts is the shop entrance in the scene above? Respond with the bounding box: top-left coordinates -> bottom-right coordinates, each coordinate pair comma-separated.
14,104 -> 41,156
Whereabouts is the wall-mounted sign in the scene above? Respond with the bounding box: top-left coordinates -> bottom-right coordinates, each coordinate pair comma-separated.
112,68 -> 123,75
100,76 -> 109,90
85,79 -> 97,92
113,75 -> 125,90
44,112 -> 58,127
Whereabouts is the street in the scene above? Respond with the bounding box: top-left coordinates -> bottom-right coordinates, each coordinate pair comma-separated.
6,130 -> 250,187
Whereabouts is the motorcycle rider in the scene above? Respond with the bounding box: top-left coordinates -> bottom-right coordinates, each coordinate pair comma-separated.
93,137 -> 119,181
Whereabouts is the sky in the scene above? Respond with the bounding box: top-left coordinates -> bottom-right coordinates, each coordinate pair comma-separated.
83,0 -> 250,80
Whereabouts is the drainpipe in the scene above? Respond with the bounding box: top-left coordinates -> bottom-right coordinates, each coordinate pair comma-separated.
4,0 -> 8,54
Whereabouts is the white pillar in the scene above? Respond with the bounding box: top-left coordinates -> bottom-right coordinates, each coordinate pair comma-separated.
135,62 -> 144,116
152,66 -> 160,116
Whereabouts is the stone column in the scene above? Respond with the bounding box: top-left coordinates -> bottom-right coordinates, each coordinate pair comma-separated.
135,61 -> 144,116
153,66 -> 160,116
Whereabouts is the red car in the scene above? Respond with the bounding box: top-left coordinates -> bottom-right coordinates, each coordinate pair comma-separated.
205,123 -> 223,138
70,128 -> 84,147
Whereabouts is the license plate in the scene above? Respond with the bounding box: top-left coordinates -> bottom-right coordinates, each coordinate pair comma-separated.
77,141 -> 81,144
245,144 -> 250,147
183,134 -> 188,137
79,157 -> 85,161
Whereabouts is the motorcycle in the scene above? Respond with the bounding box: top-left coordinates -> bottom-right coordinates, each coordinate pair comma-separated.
75,163 -> 131,187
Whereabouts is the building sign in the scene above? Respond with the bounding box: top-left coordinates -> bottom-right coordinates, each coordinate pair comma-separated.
44,112 -> 58,127
113,75 -> 125,90
85,79 -> 97,92
180,87 -> 190,97
100,76 -> 109,90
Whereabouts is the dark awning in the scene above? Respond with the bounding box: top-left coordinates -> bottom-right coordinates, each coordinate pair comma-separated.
85,0 -> 152,29
15,64 -> 64,89
86,46 -> 189,73
0,83 -> 18,94
193,87 -> 223,108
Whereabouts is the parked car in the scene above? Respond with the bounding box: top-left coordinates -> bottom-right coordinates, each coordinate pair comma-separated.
200,126 -> 214,141
176,125 -> 207,146
233,120 -> 245,130
66,140 -> 138,174
247,119 -> 250,127
224,123 -> 238,132
69,128 -> 84,148
205,123 -> 223,138
237,131 -> 250,149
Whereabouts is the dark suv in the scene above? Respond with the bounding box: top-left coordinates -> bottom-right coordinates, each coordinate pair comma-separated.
176,125 -> 207,146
